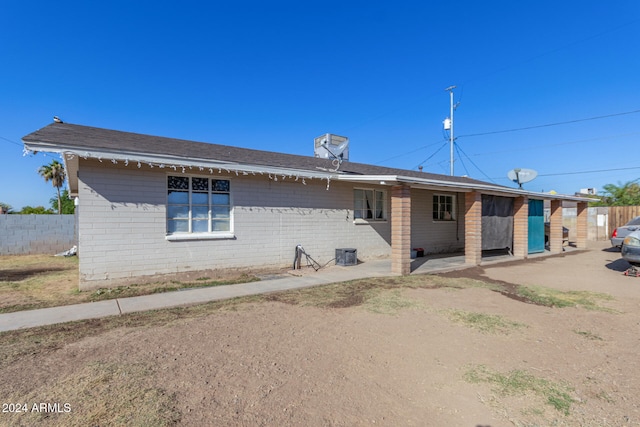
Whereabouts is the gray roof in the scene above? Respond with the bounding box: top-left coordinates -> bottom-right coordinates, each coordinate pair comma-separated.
23,122 -> 502,188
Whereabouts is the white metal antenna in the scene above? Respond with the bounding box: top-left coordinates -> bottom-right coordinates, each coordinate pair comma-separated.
444,86 -> 458,176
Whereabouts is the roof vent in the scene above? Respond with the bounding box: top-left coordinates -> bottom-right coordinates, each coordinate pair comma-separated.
314,134 -> 349,161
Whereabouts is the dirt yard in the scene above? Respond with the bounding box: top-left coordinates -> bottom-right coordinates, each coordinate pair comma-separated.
2,241 -> 640,426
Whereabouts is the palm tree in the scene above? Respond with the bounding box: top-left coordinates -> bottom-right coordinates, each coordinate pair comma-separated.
38,160 -> 66,214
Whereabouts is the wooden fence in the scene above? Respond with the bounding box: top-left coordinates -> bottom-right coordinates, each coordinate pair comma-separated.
608,206 -> 640,233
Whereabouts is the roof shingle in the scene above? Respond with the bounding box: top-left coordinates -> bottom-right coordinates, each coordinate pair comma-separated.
23,122 -> 501,188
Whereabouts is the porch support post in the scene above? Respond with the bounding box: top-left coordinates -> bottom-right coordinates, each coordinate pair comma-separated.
391,184 -> 411,275
576,201 -> 588,249
465,191 -> 482,265
513,196 -> 529,258
549,200 -> 563,253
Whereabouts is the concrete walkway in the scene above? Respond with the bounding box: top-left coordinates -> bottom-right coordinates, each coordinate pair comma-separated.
0,259 -> 396,333
0,247 -> 576,333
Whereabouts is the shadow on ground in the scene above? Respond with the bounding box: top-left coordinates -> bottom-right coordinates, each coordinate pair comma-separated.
0,267 -> 68,282
605,258 -> 631,272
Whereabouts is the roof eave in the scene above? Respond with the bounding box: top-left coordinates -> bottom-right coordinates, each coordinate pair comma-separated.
337,174 -> 597,202
23,140 -> 336,181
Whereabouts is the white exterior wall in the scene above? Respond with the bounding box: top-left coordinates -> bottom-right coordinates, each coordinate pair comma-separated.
77,161 -> 391,288
410,188 -> 466,254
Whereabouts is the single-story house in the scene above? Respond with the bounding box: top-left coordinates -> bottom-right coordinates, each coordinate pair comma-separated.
22,122 -> 593,290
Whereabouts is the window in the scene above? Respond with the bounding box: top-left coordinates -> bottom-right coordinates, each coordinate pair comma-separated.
167,176 -> 231,234
433,194 -> 455,221
354,189 -> 386,220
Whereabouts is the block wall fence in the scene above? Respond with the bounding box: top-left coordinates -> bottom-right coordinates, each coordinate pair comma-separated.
0,214 -> 77,255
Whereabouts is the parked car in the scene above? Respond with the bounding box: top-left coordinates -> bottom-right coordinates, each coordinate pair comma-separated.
544,222 -> 569,245
621,230 -> 640,266
611,216 -> 640,248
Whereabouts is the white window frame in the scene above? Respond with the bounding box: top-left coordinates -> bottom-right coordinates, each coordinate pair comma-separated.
166,175 -> 234,240
353,188 -> 387,223
433,193 -> 456,221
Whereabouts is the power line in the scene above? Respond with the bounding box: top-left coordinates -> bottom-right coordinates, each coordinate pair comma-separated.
347,18 -> 639,137
455,143 -> 496,183
373,140 -> 445,164
453,143 -> 470,177
413,141 -> 448,170
348,18 -> 640,166
490,166 -> 640,181
457,109 -> 640,138
0,136 -> 23,147
463,132 -> 640,158
375,111 -> 640,168
538,166 -> 640,177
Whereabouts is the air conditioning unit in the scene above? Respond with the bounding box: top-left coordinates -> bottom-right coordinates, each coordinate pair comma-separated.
335,248 -> 357,266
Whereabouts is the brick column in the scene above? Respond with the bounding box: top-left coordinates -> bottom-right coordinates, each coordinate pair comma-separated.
513,196 -> 529,258
576,202 -> 588,249
465,191 -> 482,265
549,200 -> 563,253
391,185 -> 411,275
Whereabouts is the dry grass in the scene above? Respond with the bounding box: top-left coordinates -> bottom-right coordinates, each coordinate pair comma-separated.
445,309 -> 527,334
464,364 -> 576,415
0,255 -> 79,312
5,361 -> 181,426
0,255 -> 261,313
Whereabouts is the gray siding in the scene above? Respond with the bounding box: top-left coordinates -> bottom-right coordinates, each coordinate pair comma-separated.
0,214 -> 76,255
410,188 -> 466,254
77,161 -> 391,288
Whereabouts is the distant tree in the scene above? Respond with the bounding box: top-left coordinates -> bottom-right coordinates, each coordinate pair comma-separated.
0,202 -> 13,214
19,206 -> 54,214
50,189 -> 75,214
595,180 -> 640,206
38,160 -> 66,215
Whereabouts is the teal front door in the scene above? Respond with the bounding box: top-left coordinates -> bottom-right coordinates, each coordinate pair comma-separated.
528,199 -> 544,254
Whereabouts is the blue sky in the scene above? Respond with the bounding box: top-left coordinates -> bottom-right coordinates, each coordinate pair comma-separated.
1,1 -> 639,210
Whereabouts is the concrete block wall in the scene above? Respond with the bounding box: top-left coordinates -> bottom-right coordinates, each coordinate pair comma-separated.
562,206 -> 609,242
77,160 -> 392,288
410,189 -> 465,254
0,214 -> 76,255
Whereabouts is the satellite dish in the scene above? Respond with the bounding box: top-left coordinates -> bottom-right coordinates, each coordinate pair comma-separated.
507,168 -> 538,188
